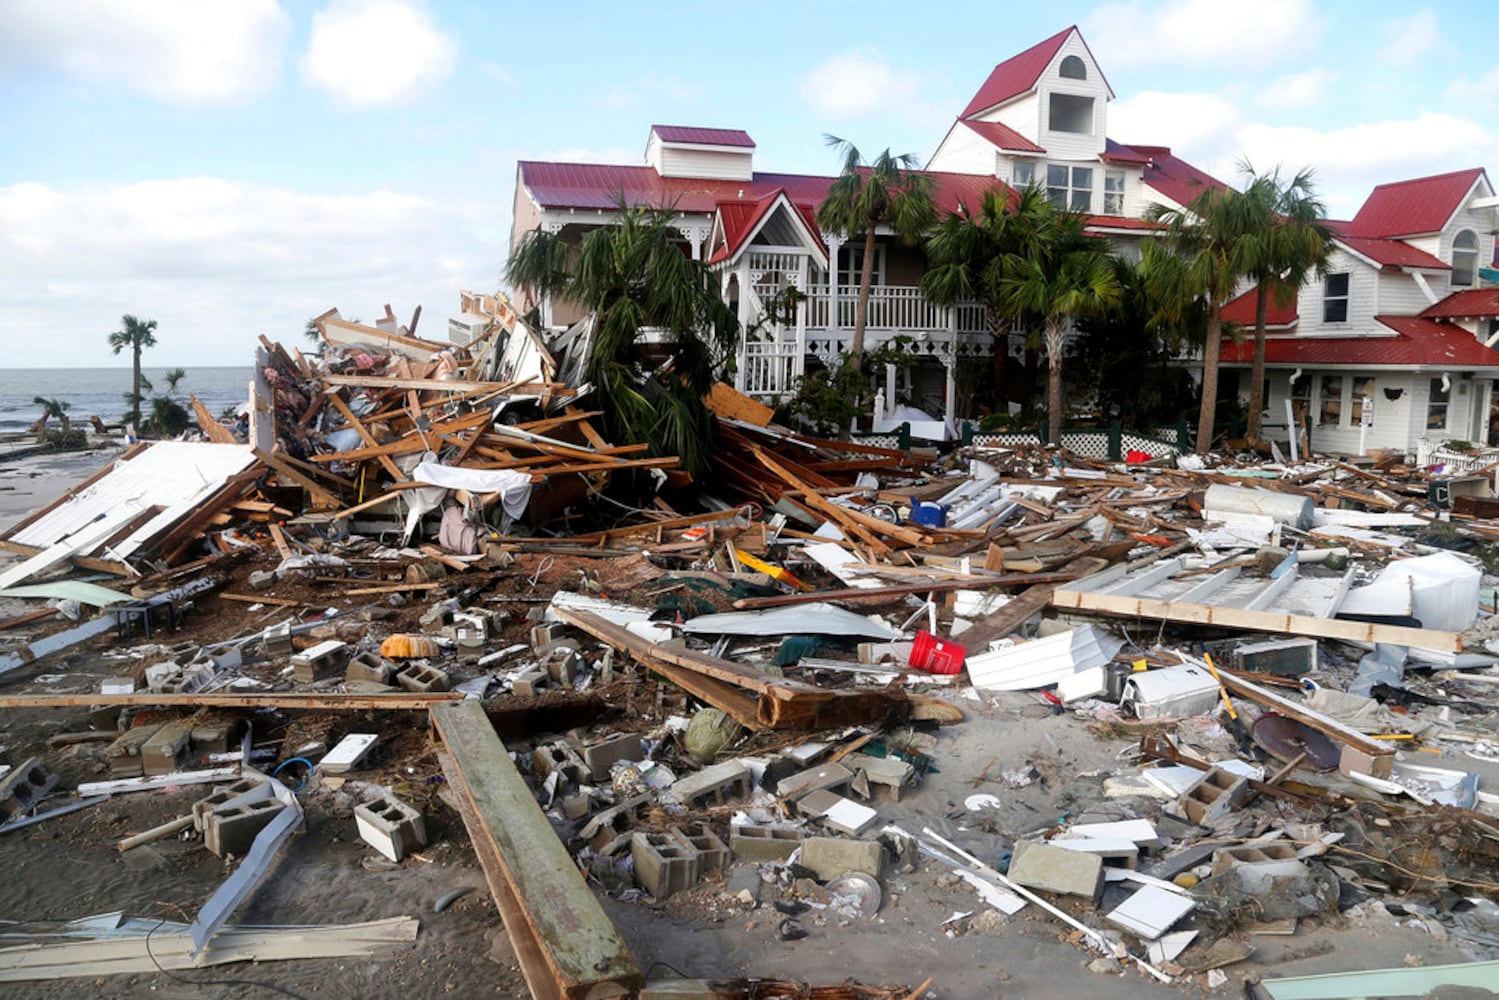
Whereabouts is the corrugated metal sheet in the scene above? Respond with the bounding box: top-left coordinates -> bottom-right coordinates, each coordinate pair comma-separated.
1131,145 -> 1231,207
1337,235 -> 1449,270
1345,168 -> 1487,237
959,27 -> 1075,118
652,125 -> 754,148
1421,288 -> 1499,318
960,120 -> 1046,154
1219,317 -> 1499,368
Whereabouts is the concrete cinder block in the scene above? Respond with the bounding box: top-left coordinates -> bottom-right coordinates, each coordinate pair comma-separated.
511,667 -> 548,697
775,762 -> 854,800
193,777 -> 272,831
1210,839 -> 1300,876
1178,765 -> 1250,825
354,794 -> 427,863
631,831 -> 697,899
532,741 -> 588,784
799,836 -> 885,882
796,790 -> 879,837
345,650 -> 395,685
542,646 -> 580,686
291,639 -> 350,683
729,825 -> 804,862
671,822 -> 731,876
139,721 -> 195,776
529,624 -> 555,654
849,753 -> 917,800
395,662 -> 450,693
205,798 -> 286,857
105,724 -> 163,778
263,622 -> 294,655
0,757 -> 59,821
1008,839 -> 1104,902
579,733 -> 643,782
672,761 -> 753,809
579,795 -> 650,851
190,722 -> 238,756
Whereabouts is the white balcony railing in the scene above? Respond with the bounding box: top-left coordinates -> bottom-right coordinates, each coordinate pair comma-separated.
802,284 -> 989,336
739,341 -> 800,397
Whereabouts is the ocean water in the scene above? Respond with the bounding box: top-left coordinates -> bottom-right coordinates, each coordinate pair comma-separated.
0,366 -> 253,432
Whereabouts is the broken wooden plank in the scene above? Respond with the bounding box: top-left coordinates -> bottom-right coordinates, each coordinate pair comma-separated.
218,592 -> 305,607
0,692 -> 461,710
730,568 -> 1090,610
431,701 -> 642,999
961,556 -> 1110,651
191,395 -> 240,445
1217,669 -> 1395,778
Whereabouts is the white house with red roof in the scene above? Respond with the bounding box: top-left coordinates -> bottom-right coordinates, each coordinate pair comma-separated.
508,26 -> 1499,453
1219,168 -> 1499,456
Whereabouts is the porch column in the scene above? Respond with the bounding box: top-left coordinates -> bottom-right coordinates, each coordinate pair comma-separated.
944,357 -> 958,438
735,259 -> 752,392
825,234 -> 844,351
794,255 -> 809,380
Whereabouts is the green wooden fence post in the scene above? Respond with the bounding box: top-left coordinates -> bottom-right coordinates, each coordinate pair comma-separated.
1108,419 -> 1122,461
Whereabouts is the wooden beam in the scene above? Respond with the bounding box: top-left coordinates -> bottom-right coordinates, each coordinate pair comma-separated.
0,539 -> 135,578
961,556 -> 1110,650
1217,669 -> 1394,778
729,568 -> 1090,610
190,395 -> 240,444
326,392 -> 407,481
431,701 -> 642,999
0,692 -> 461,710
218,592 -> 304,607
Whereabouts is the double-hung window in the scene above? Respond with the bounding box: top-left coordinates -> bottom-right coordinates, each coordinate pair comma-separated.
1046,164 -> 1093,212
1427,378 -> 1450,431
1103,170 -> 1125,215
1323,273 -> 1349,324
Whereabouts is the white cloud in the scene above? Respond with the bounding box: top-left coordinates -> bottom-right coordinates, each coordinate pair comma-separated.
1258,69 -> 1335,110
300,0 -> 455,107
799,49 -> 931,121
0,0 -> 289,102
1378,11 -> 1446,64
1108,91 -> 1242,150
1448,65 -> 1499,110
0,179 -> 502,367
1086,0 -> 1316,69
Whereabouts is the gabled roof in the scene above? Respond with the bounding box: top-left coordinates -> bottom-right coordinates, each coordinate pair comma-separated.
959,26 -> 1114,119
959,119 -> 1046,154
1336,235 -> 1451,270
1220,318 -> 1499,368
1421,288 -> 1499,319
1101,138 -> 1152,165
1221,285 -> 1299,328
1345,168 -> 1488,238
651,125 -> 755,148
518,161 -> 1008,221
705,190 -> 826,267
1126,144 -> 1231,208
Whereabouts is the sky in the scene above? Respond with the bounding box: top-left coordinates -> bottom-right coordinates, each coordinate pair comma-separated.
2,0 -> 1497,368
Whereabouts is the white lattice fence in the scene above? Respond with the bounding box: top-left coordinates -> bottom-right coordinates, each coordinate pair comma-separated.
1120,433 -> 1180,459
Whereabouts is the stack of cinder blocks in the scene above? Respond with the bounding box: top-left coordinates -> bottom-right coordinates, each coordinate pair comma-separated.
629,823 -> 733,898
292,640 -> 351,683
193,776 -> 284,858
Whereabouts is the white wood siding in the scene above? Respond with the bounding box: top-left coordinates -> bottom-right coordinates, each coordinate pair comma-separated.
1036,34 -> 1108,159
657,146 -> 753,181
927,126 -> 1004,175
1301,248 -> 1379,334
1260,371 -> 1420,456
976,94 -> 1042,145
1376,272 -> 1437,315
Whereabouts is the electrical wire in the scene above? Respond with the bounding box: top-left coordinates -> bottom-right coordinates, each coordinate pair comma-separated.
144,918 -> 313,1000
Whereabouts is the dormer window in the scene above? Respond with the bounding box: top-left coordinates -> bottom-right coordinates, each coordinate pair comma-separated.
1048,93 -> 1094,134
1453,229 -> 1478,287
1059,55 -> 1086,80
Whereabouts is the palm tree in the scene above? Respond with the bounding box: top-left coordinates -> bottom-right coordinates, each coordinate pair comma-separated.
506,201 -> 738,476
1000,208 -> 1122,446
1149,186 -> 1258,453
1236,163 -> 1332,442
32,396 -> 71,433
163,368 -> 187,398
921,185 -> 1050,411
142,395 -> 190,438
107,314 -> 158,432
815,137 -> 936,369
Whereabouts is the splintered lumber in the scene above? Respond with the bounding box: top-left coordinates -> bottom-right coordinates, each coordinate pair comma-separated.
957,556 -> 1111,651
326,392 -> 406,481
191,395 -> 240,444
730,568 -> 1089,610
556,608 -> 914,730
432,701 -> 643,1000
0,692 -> 460,710
1217,670 -> 1395,778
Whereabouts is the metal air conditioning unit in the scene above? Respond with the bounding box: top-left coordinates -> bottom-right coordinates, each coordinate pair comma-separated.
448,313 -> 489,345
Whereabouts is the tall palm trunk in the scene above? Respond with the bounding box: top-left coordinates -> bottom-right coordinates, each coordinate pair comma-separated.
1045,319 -> 1065,446
1197,302 -> 1224,453
1247,285 -> 1270,442
131,347 -> 143,430
988,309 -> 1008,408
850,227 -> 877,364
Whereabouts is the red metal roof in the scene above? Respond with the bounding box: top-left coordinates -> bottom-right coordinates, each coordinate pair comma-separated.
518,160 -> 1008,219
1345,168 -> 1487,238
961,27 -> 1089,119
1219,317 -> 1499,368
959,119 -> 1046,154
1129,145 -> 1230,208
651,125 -> 755,148
1102,139 -> 1152,165
1421,288 -> 1499,319
1222,285 -> 1299,328
1336,235 -> 1450,270
705,190 -> 825,266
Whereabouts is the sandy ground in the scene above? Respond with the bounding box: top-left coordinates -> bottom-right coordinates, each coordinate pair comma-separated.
0,444 -> 1494,999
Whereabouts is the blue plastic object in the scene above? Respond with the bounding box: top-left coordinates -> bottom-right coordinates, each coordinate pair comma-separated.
908,497 -> 949,529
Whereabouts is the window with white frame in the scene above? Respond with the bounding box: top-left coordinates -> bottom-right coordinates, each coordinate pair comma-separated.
1323,273 -> 1350,323
1427,377 -> 1450,430
1453,230 -> 1478,287
1103,170 -> 1125,215
1319,375 -> 1344,426
835,244 -> 884,288
1011,160 -> 1037,189
1047,164 -> 1093,211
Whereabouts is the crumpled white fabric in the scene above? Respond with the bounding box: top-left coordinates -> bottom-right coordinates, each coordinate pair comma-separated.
411,461 -> 533,520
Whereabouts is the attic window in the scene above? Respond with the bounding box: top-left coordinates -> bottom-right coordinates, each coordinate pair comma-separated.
1453,229 -> 1478,287
1059,55 -> 1086,80
1048,93 -> 1094,134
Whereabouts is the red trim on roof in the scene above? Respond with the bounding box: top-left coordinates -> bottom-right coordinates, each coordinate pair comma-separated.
1102,139 -> 1151,164
960,27 -> 1073,119
1421,288 -> 1499,319
1222,285 -> 1299,328
1336,235 -> 1450,270
651,125 -> 755,148
1345,168 -> 1487,238
1220,317 -> 1499,368
1131,146 -> 1230,207
959,119 -> 1046,154
704,190 -> 827,267
1083,215 -> 1162,232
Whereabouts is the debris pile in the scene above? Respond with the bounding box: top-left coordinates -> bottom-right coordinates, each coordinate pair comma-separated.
3,294 -> 1499,996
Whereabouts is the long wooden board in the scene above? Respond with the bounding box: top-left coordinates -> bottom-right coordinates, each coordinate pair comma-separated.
0,692 -> 461,710
431,701 -> 641,999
